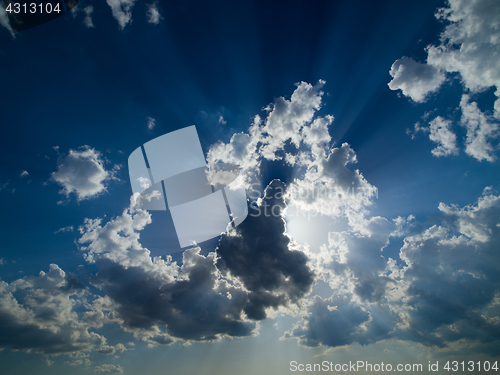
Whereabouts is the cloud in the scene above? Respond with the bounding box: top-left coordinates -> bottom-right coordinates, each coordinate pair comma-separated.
106,0 -> 136,29
146,3 -> 161,25
0,264 -> 106,355
388,57 -> 446,103
389,0 -> 500,161
147,116 -> 156,130
78,204 -> 257,344
217,180 -> 315,320
397,188 -> 500,350
55,226 -> 74,234
83,6 -> 95,28
50,146 -> 118,202
207,81 -> 327,183
460,95 -> 500,161
94,364 -> 123,374
427,0 -> 500,116
428,116 -> 459,157
19,170 -> 29,178
285,188 -> 500,352
96,343 -> 127,355
0,2 -> 13,35
288,294 -> 370,347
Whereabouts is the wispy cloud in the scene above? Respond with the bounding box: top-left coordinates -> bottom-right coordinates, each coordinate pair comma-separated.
106,0 -> 136,29
146,2 -> 162,25
147,116 -> 156,130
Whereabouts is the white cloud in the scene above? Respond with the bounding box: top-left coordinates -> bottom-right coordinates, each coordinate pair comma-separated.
94,364 -> 123,374
19,170 -> 29,178
147,116 -> 156,130
55,226 -> 74,234
83,6 -> 95,28
428,0 -> 500,116
146,3 -> 161,25
207,80 -> 376,218
428,116 -> 459,157
0,2 -> 12,35
106,0 -> 136,29
388,56 -> 446,103
389,0 -> 500,161
460,94 -> 500,161
50,146 -> 118,202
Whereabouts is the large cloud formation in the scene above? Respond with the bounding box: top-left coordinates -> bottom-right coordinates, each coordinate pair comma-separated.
5,80 -> 499,363
388,0 -> 500,161
78,204 -> 256,344
0,264 -> 106,354
288,188 -> 500,354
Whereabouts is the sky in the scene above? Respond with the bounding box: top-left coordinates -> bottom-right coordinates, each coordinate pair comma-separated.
0,0 -> 500,374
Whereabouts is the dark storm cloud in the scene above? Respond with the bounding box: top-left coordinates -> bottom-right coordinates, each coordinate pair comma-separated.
92,248 -> 256,342
288,295 -> 370,348
216,180 -> 315,320
0,264 -> 105,354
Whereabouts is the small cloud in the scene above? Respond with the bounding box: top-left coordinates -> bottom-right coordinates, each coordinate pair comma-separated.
147,116 -> 156,130
0,2 -> 13,36
428,116 -> 459,157
218,115 -> 227,125
146,2 -> 162,25
50,146 -> 119,202
0,258 -> 5,265
54,226 -> 74,234
94,364 -> 123,374
106,0 -> 136,29
83,6 -> 94,28
20,170 -> 29,178
388,57 -> 446,103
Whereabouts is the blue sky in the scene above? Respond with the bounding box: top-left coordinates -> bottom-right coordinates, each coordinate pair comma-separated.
1,0 -> 500,374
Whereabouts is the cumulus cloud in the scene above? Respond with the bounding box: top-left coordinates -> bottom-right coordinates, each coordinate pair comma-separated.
460,95 -> 500,161
207,81 -> 327,183
146,3 -> 161,25
285,188 -> 500,352
78,203 -> 257,344
50,146 -> 118,202
389,0 -> 500,161
0,264 -> 106,354
388,57 -> 446,103
397,188 -> 500,349
428,116 -> 459,157
106,0 -> 136,29
207,80 -> 377,218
